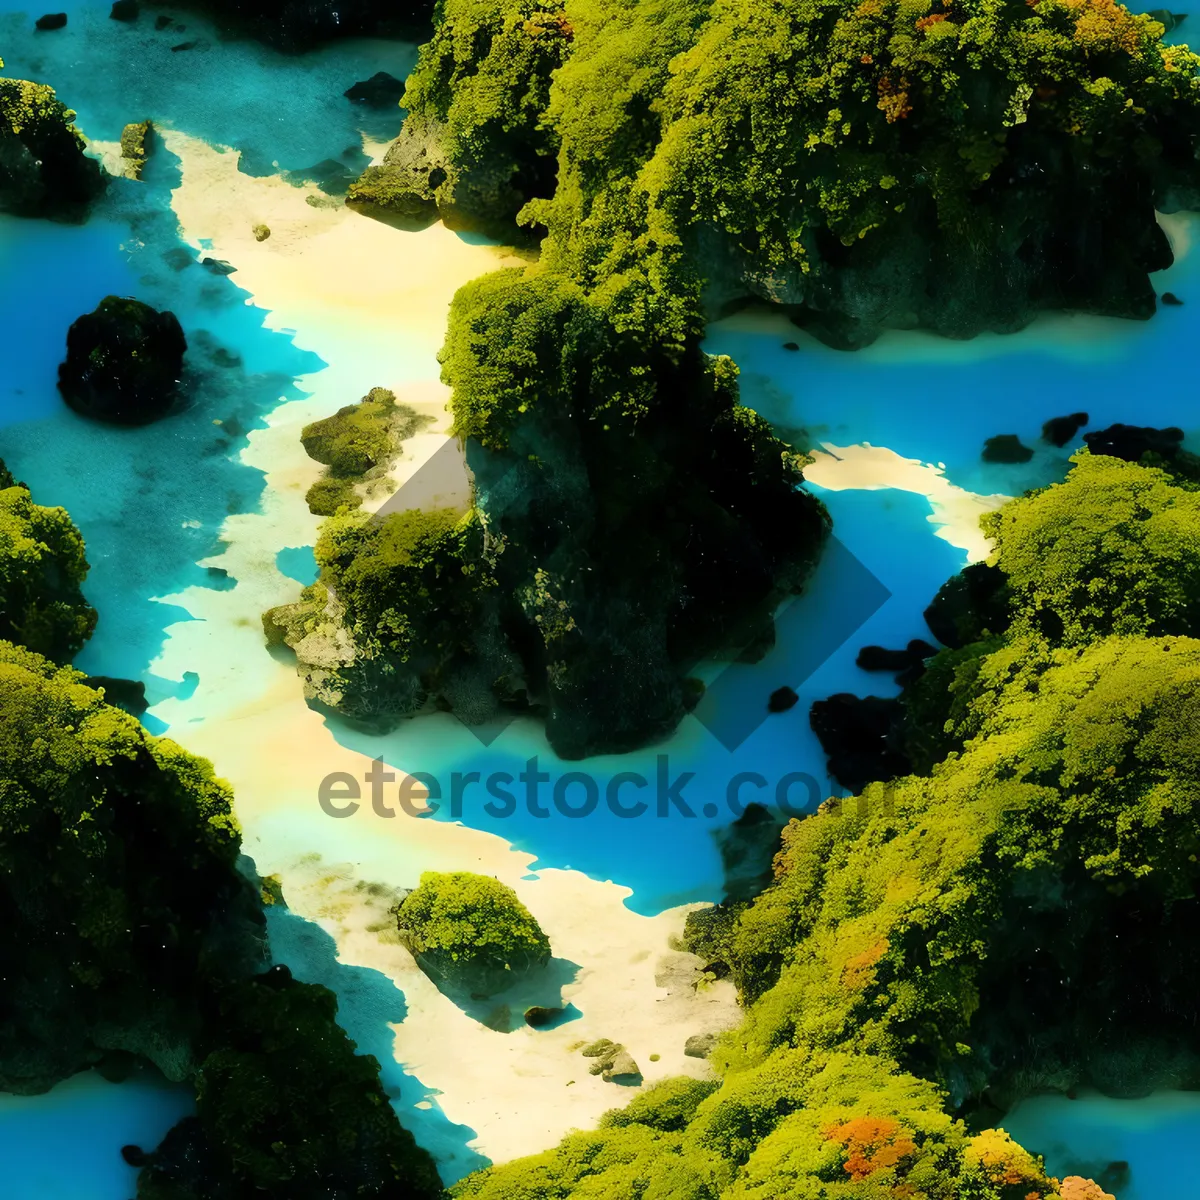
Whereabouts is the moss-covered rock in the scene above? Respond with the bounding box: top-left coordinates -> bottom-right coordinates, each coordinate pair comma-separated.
394,871 -> 551,997
119,119 -> 153,180
299,386 -> 429,515
0,76 -> 106,219
58,295 -> 187,424
0,459 -> 96,660
346,0 -> 570,236
374,0 -> 1200,343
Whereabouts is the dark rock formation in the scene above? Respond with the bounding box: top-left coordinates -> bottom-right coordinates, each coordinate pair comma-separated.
83,675 -> 148,715
58,296 -> 187,425
345,71 -> 406,108
1148,9 -> 1187,31
809,693 -> 911,793
684,1032 -> 717,1059
348,116 -> 450,229
856,639 -> 937,674
119,120 -> 153,180
1162,291 -> 1184,305
768,685 -> 799,713
524,1005 -> 564,1028
201,256 -> 236,275
1041,411 -> 1089,447
923,561 -> 1010,649
982,434 -> 1034,464
0,79 -> 106,220
35,13 -> 67,30
111,0 -> 140,19
285,158 -> 357,195
1083,422 -> 1185,462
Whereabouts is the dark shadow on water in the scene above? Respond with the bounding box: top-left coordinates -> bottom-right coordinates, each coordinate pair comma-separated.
265,905 -> 489,1183
711,801 -> 788,903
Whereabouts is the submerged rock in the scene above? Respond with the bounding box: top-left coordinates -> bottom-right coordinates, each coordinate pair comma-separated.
982,434 -> 1034,464
0,79 -> 106,220
345,71 -> 406,108
524,1005 -> 564,1028
768,685 -> 799,713
684,1032 -> 717,1059
35,12 -> 67,30
1042,411 -> 1089,447
856,639 -> 937,673
166,0 -> 425,50
1161,291 -> 1184,306
110,0 -> 140,19
58,296 -> 187,425
1147,8 -> 1187,31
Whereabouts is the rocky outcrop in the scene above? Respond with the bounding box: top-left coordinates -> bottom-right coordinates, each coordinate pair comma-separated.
1042,411 -> 1089,447
119,120 -> 153,180
0,79 -> 106,219
581,1039 -> 642,1082
1083,422 -> 1185,462
982,433 -> 1034,464
809,693 -> 911,793
347,116 -> 452,229
684,1032 -> 717,1059
344,71 -> 406,108
58,296 -> 187,425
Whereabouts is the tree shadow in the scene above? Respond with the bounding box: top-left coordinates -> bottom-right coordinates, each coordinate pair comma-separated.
430,956 -> 584,1034
265,905 -> 490,1186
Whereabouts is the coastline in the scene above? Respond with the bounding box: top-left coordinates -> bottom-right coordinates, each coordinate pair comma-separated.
148,129 -> 740,1172
803,441 -> 1009,563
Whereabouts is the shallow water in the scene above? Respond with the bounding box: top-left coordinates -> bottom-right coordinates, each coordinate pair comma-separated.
4,0 -> 1200,1190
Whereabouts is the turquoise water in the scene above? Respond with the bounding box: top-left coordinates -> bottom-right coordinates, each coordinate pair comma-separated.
1005,1092 -> 1200,1198
4,0 -> 1200,1191
0,1071 -> 193,1197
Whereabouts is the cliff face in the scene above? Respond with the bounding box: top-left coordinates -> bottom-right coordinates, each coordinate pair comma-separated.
359,0 -> 1200,342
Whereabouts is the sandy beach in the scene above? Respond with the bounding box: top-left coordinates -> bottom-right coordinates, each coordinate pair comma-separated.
148,129 -> 740,1172
803,441 -> 1009,563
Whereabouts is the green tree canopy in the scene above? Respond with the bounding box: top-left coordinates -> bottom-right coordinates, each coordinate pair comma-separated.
395,871 -> 552,996
0,459 -> 96,660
